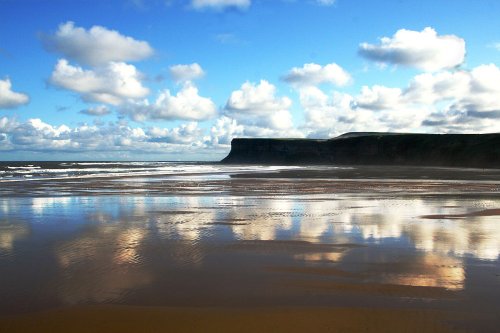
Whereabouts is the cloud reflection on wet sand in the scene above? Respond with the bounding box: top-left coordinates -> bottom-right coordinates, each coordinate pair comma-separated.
0,193 -> 499,325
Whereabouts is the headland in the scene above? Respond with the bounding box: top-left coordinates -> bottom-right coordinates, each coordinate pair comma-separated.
221,133 -> 500,168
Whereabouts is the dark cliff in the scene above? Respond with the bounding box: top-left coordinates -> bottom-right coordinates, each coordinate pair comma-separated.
220,133 -> 500,168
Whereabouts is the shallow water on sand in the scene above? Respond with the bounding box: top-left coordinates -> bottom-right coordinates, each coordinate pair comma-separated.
0,165 -> 499,332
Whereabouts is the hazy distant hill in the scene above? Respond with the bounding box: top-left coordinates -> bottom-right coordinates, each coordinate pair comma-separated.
221,133 -> 500,169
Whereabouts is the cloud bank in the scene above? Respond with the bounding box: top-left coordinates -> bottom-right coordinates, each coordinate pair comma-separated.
0,117 -> 220,157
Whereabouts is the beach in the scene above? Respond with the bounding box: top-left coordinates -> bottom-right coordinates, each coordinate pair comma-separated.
0,163 -> 499,332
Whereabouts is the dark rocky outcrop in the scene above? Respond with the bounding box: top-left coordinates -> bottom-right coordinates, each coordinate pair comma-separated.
220,133 -> 500,168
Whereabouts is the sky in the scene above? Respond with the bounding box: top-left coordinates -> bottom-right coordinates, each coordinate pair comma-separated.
0,0 -> 499,161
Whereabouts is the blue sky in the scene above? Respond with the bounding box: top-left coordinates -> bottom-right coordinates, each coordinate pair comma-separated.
1,0 -> 499,160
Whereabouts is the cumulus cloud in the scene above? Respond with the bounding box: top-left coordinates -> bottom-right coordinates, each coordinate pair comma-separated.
299,86 -> 381,138
225,80 -> 294,131
310,96 -> 359,131
0,115 -> 239,158
302,91 -> 427,138
42,21 -> 154,67
403,70 -> 470,105
283,63 -> 351,87
0,116 -> 20,133
301,85 -> 420,138
80,105 -> 111,116
169,63 -> 205,83
0,78 -> 29,109
354,63 -> 500,132
0,116 -> 213,156
208,116 -> 244,146
461,64 -> 500,112
359,27 -> 466,72
148,122 -> 204,144
3,118 -> 73,148
398,64 -> 500,117
301,63 -> 500,138
414,64 -> 500,133
50,59 -> 149,105
191,0 -> 250,10
356,85 -> 404,111
119,82 -> 217,121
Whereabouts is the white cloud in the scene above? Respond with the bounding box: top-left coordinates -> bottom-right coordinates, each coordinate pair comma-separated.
208,115 -> 299,145
300,86 -> 426,138
356,65 -> 500,115
169,63 -> 205,83
240,123 -> 304,138
42,21 -> 154,67
0,116 -> 212,156
50,59 -> 149,105
421,110 -> 500,133
148,122 -> 204,144
470,64 -> 500,95
353,66 -> 500,133
191,0 -> 250,10
5,118 -> 73,149
0,116 -> 20,133
283,63 -> 351,87
403,64 -> 500,117
225,80 -> 294,131
359,27 -> 466,72
300,87 -> 357,129
356,85 -> 404,111
208,116 -> 244,146
220,80 -> 306,138
80,105 -> 111,116
299,86 -> 379,138
300,63 -> 500,138
0,78 -> 29,109
403,70 -> 470,105
119,82 -> 217,121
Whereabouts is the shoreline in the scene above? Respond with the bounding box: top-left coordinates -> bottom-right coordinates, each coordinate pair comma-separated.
1,164 -> 500,197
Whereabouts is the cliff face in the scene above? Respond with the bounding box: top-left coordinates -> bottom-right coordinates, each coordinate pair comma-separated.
221,133 -> 500,168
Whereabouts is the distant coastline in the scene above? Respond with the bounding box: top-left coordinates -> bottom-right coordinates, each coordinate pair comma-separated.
221,133 -> 500,169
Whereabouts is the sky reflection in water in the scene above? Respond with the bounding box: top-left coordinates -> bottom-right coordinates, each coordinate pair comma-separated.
1,194 -> 499,313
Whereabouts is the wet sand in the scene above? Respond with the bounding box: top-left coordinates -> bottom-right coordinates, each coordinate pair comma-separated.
1,165 -> 500,197
0,305 -> 470,333
421,208 -> 500,219
0,165 -> 499,332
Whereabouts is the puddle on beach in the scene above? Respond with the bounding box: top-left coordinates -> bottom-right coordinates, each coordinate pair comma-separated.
1,193 -> 499,326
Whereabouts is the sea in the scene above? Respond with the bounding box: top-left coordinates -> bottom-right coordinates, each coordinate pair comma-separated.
2,160 -> 500,182
0,161 -> 266,181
